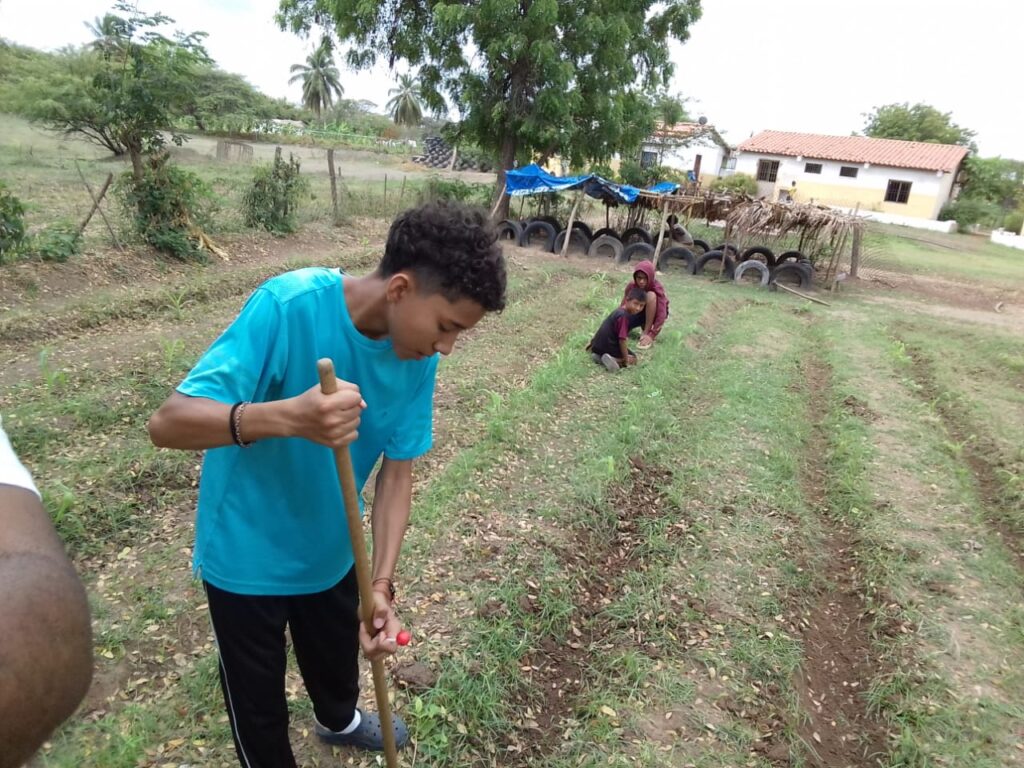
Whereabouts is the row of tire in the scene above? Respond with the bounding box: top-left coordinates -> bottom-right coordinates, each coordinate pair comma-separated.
498,218 -> 814,289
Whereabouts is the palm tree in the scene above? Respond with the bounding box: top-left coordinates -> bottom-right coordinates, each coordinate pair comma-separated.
85,13 -> 129,54
386,73 -> 423,127
288,39 -> 343,118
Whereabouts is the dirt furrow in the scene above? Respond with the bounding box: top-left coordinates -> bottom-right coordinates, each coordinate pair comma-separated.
899,339 -> 1024,572
789,355 -> 890,768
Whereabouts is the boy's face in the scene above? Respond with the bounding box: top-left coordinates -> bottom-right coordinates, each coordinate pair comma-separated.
633,271 -> 649,290
625,298 -> 646,315
386,273 -> 486,360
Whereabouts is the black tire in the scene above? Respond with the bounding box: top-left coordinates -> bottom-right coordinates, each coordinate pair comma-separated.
496,219 -> 522,243
553,227 -> 591,255
775,250 -> 804,265
770,261 -> 813,290
694,250 -> 736,279
530,215 -> 562,232
740,246 -> 776,268
587,235 -> 624,260
621,226 -> 652,246
620,242 -> 655,264
715,243 -> 741,258
520,220 -> 557,252
734,259 -> 771,287
657,246 -> 697,274
690,238 -> 711,255
569,221 -> 593,240
591,227 -> 620,241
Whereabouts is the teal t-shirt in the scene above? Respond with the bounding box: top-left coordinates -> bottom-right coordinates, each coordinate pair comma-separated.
177,267 -> 438,595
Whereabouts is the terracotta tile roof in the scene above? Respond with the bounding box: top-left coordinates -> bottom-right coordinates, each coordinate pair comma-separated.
737,130 -> 968,172
651,122 -> 732,151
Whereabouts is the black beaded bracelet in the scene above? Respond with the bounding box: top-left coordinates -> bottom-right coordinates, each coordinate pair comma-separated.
229,401 -> 253,448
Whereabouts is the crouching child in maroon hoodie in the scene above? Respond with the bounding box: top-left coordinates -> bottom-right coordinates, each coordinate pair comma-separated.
586,287 -> 647,371
623,260 -> 669,349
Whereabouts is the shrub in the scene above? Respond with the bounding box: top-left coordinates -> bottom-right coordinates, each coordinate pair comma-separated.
0,182 -> 26,263
938,197 -> 1002,233
588,163 -> 617,181
1003,210 -> 1023,235
242,151 -> 309,234
709,173 -> 758,196
29,223 -> 81,262
417,176 -> 492,206
119,153 -> 216,261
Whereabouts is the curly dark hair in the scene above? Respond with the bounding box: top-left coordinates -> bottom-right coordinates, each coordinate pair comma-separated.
378,200 -> 507,312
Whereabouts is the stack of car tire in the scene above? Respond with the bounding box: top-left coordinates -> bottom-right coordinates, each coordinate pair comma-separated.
497,218 -> 815,289
411,137 -> 490,172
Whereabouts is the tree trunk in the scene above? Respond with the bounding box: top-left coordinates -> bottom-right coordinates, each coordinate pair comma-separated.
128,145 -> 144,186
492,134 -> 517,221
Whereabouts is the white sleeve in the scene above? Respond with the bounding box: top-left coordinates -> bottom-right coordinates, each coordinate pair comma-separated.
0,417 -> 40,499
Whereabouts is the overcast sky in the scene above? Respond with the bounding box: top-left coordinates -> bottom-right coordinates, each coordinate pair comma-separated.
1,0 -> 1020,158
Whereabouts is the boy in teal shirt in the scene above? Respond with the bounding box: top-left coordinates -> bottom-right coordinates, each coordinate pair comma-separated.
148,201 -> 506,766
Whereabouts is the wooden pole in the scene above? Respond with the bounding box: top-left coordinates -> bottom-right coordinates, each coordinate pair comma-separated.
560,189 -> 585,258
490,191 -> 507,219
850,204 -> 863,279
398,175 -> 407,204
327,149 -> 340,226
75,172 -> 113,238
384,173 -> 388,205
75,162 -> 122,250
774,281 -> 832,306
317,360 -> 401,768
652,196 -> 670,269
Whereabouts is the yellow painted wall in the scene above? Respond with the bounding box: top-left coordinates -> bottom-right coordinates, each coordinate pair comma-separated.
784,180 -> 937,219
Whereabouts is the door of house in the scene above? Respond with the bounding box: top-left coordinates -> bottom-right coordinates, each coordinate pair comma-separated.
755,159 -> 779,199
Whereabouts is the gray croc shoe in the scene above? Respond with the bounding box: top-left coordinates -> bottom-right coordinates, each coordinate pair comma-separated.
315,709 -> 410,751
600,353 -> 620,372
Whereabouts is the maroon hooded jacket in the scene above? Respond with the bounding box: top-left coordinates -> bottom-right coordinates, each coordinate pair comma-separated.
622,260 -> 669,336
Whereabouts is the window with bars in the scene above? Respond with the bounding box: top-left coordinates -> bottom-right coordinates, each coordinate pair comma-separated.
839,166 -> 859,178
804,162 -> 822,174
756,159 -> 779,182
885,179 -> 912,203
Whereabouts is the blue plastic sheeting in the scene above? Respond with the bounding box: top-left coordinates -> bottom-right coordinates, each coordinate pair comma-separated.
647,181 -> 680,194
504,164 -> 639,204
504,164 -> 684,206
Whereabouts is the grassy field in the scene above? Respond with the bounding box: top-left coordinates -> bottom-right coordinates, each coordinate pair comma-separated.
2,117 -> 1024,767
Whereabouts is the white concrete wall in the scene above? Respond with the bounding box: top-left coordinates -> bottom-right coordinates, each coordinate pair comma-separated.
643,137 -> 729,179
832,207 -> 959,233
992,229 -> 1024,250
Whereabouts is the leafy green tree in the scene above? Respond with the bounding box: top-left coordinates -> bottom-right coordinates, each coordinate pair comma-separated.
276,0 -> 703,215
960,156 -> 1024,211
386,73 -> 423,127
288,38 -> 343,117
13,3 -> 210,183
182,65 -> 303,132
862,102 -> 976,151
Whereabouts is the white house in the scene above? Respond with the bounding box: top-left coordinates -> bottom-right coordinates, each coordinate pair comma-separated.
733,131 -> 969,224
639,122 -> 733,183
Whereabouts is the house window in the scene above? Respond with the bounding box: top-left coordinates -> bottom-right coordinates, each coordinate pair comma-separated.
885,180 -> 912,204
839,166 -> 859,178
722,156 -> 737,171
640,150 -> 658,169
805,162 -> 822,174
757,159 -> 779,182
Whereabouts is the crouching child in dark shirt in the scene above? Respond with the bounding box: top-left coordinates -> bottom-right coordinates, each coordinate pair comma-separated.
586,287 -> 647,371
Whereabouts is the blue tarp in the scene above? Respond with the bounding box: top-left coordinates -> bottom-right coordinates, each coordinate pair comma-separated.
505,164 -> 640,204
504,164 -> 682,205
